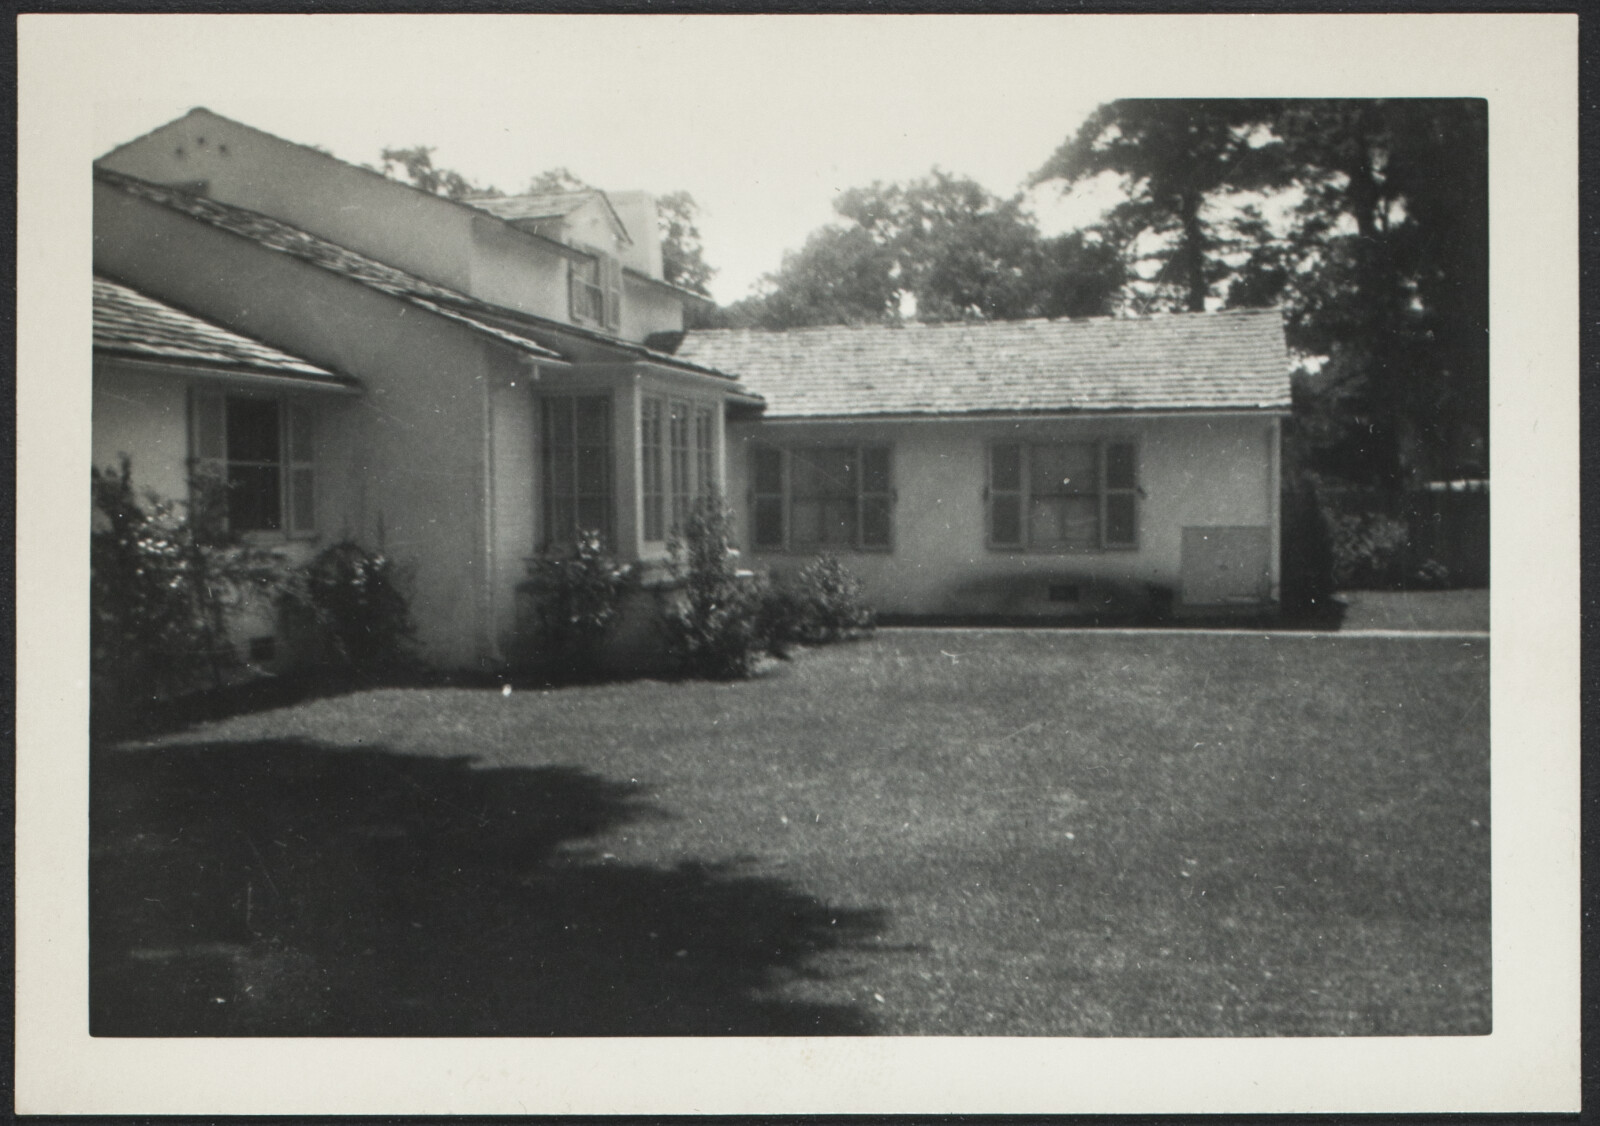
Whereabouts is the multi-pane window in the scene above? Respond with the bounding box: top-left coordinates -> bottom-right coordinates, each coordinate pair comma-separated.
543,395 -> 613,547
640,397 -> 665,542
749,445 -> 893,552
189,389 -> 315,537
988,440 -> 1138,550
640,396 -> 719,541
569,251 -> 624,332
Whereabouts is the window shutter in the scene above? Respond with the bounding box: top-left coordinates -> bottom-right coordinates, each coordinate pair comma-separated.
751,446 -> 785,551
988,444 -> 1025,547
602,255 -> 624,332
568,258 -> 582,321
189,387 -> 228,535
287,402 -> 316,536
1103,441 -> 1138,547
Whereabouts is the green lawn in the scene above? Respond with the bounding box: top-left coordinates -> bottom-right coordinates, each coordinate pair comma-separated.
92,628 -> 1490,1037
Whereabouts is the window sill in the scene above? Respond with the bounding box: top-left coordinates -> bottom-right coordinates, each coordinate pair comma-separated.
986,543 -> 1139,554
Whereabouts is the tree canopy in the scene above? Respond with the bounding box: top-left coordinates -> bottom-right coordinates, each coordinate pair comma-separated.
1033,98 -> 1488,487
723,169 -> 1124,330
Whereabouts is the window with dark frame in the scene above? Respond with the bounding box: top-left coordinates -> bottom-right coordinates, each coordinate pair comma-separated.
542,394 -> 613,548
641,397 -> 665,542
748,445 -> 893,552
988,440 -> 1138,550
189,389 -> 315,537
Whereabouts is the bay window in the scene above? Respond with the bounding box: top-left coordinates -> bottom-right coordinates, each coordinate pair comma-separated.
641,395 -> 719,542
750,445 -> 893,552
988,439 -> 1138,550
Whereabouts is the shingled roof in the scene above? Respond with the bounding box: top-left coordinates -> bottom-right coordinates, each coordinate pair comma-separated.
95,167 -> 750,387
96,167 -> 570,364
94,275 -> 355,388
678,310 -> 1291,419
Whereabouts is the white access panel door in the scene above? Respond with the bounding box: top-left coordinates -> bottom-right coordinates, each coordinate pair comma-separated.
1181,525 -> 1272,605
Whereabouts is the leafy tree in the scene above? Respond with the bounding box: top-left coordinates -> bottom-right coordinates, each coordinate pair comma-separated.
525,166 -> 590,194
380,146 -> 499,201
657,190 -> 715,296
731,169 -> 1122,329
1032,99 -> 1288,313
1034,98 -> 1487,487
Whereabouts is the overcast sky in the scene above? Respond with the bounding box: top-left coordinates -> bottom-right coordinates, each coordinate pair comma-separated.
84,16 -> 1130,305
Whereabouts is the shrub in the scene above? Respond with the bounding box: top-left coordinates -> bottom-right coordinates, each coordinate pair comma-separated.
766,555 -> 875,645
1326,509 -> 1412,589
1279,477 -> 1337,615
661,498 -> 769,679
91,458 -> 284,708
525,530 -> 634,676
285,540 -> 416,677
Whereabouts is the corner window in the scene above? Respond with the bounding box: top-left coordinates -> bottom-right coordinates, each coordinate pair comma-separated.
543,394 -> 613,548
988,440 -> 1138,550
749,445 -> 893,552
641,396 -> 719,541
189,389 -> 315,538
569,250 -> 623,332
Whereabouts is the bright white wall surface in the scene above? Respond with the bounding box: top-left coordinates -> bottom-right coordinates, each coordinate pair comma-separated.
96,180 -> 505,668
727,413 -> 1281,616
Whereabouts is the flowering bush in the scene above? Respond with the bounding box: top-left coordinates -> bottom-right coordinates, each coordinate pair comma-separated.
526,530 -> 634,675
284,540 -> 416,677
779,555 -> 876,644
660,498 -> 770,679
90,458 -> 283,708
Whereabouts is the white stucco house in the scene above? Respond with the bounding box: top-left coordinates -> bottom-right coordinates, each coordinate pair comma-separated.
92,108 -> 1291,674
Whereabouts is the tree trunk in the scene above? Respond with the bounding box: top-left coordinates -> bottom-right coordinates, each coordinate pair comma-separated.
1177,190 -> 1208,312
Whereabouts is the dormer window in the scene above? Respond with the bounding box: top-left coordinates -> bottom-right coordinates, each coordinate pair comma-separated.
569,249 -> 623,333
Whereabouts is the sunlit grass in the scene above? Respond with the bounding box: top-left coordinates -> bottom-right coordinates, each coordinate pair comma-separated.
110,628 -> 1490,1036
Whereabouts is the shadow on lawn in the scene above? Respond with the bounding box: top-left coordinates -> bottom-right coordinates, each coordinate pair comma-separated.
91,738 -> 886,1036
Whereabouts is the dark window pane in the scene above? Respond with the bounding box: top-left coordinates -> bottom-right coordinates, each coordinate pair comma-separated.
576,445 -> 609,493
575,396 -> 610,445
548,497 -> 575,542
227,397 -> 280,463
545,397 -> 573,443
1030,495 -> 1098,548
1105,493 -> 1136,545
228,464 -> 281,531
548,447 -> 575,495
796,500 -> 856,546
575,496 -> 609,537
862,447 -> 891,493
862,495 -> 892,547
991,444 -> 1022,492
1106,443 -> 1137,490
991,494 -> 1022,544
792,448 -> 855,499
754,497 -> 785,549
1032,443 -> 1096,496
194,392 -> 226,460
753,446 -> 783,494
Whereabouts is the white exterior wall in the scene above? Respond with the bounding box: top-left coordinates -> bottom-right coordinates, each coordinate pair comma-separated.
727,413 -> 1282,617
92,355 -> 362,662
96,181 -> 507,669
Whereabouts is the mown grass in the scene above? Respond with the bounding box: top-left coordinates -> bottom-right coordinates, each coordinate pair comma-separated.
93,628 -> 1489,1036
